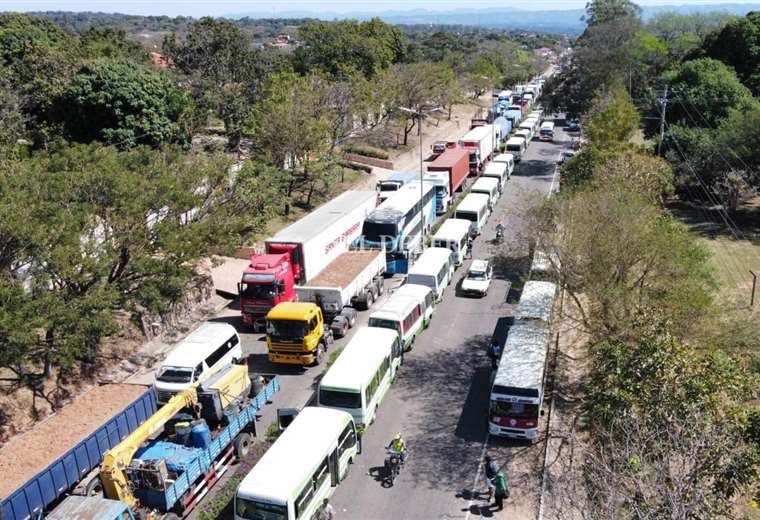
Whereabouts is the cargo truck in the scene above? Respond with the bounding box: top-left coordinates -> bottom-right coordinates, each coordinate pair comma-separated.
426,146 -> 469,213
1,385 -> 158,520
459,125 -> 497,174
295,250 -> 386,322
239,190 -> 378,330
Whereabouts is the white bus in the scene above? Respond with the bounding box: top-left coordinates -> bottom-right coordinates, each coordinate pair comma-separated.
539,121 -> 555,142
432,218 -> 471,266
235,407 -> 359,520
482,161 -> 509,193
492,153 -> 515,181
515,281 -> 557,323
368,290 -> 427,350
505,137 -> 527,162
406,247 -> 455,300
454,193 -> 491,237
489,320 -> 551,441
471,177 -> 501,209
394,283 -> 435,325
318,327 -> 402,430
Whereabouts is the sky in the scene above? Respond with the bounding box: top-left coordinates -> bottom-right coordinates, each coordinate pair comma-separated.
4,0 -> 759,17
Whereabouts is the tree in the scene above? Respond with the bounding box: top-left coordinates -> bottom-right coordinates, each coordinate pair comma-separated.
464,55 -> 500,98
583,0 -> 642,28
646,12 -> 735,62
701,11 -> 760,95
58,62 -> 193,147
663,58 -> 754,127
379,63 -> 443,146
80,27 -> 148,63
584,84 -> 640,149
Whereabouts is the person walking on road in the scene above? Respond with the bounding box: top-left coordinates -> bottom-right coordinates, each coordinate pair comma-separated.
319,498 -> 336,520
483,455 -> 498,500
492,470 -> 509,511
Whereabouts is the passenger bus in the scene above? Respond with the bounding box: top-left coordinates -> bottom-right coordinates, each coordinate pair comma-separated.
235,407 -> 359,520
356,182 -> 435,274
406,247 -> 455,300
515,281 -> 557,323
432,218 -> 471,266
454,193 -> 491,237
368,289 -> 428,350
394,283 -> 435,325
318,327 -> 402,430
471,177 -> 501,210
488,320 -> 552,442
539,122 -> 555,142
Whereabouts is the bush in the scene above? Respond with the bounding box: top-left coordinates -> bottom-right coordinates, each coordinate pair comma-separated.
338,160 -> 372,173
342,143 -> 389,160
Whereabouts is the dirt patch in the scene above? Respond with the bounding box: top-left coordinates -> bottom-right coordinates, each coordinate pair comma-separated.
0,383 -> 149,498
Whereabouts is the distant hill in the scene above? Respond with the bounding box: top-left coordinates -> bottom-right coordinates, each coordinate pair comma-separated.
227,3 -> 760,35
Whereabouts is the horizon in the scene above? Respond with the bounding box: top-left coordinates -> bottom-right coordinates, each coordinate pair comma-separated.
5,0 -> 760,17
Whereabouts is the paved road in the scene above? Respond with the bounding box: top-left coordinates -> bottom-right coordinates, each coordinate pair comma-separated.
193,118 -> 569,519
328,122 -> 567,520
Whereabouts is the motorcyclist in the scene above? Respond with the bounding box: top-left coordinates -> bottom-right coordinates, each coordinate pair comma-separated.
495,221 -> 505,239
387,432 -> 407,464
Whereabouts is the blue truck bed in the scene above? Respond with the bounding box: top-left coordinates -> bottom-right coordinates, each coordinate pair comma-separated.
2,387 -> 158,520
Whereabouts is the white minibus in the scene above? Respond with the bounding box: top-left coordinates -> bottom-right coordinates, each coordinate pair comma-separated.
515,280 -> 558,323
235,407 -> 359,520
492,153 -> 515,180
482,161 -> 509,193
515,129 -> 532,147
528,111 -> 542,123
539,121 -> 555,142
432,218 -> 470,266
454,193 -> 491,237
518,122 -> 534,140
505,137 -> 527,162
471,177 -> 501,209
318,327 -> 402,429
406,247 -> 455,300
368,290 -> 428,350
394,283 -> 435,325
154,322 -> 242,403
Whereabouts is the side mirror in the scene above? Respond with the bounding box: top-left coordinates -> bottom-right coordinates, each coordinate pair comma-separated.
540,409 -> 546,417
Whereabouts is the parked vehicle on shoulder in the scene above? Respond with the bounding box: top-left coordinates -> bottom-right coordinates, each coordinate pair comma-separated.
454,193 -> 491,237
567,120 -> 581,132
505,137 -> 527,162
406,247 -> 455,301
491,153 -> 515,181
461,259 -> 493,297
431,218 -> 471,267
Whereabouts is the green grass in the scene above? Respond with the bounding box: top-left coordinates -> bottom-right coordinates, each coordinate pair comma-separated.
326,346 -> 344,369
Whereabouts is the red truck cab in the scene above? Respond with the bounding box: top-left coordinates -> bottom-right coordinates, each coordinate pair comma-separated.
238,252 -> 297,330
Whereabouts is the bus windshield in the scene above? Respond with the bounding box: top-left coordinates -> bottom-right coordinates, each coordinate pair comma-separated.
490,399 -> 539,420
320,389 -> 362,409
368,317 -> 401,334
236,497 -> 288,520
506,145 -> 522,152
266,319 -> 308,342
362,222 -> 398,243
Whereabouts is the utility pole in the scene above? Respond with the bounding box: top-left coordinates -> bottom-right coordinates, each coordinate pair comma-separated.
751,270 -> 757,307
657,85 -> 669,157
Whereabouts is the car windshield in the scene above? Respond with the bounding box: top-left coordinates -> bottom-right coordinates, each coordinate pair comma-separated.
368,317 -> 400,334
236,497 -> 288,520
490,400 -> 539,420
266,319 -> 308,341
361,222 -> 398,243
468,270 -> 487,281
156,366 -> 193,383
320,389 -> 362,409
240,282 -> 277,300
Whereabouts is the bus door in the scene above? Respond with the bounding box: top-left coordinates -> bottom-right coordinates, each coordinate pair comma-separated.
329,448 -> 339,486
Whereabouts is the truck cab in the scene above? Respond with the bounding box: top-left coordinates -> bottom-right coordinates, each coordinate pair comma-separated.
239,252 -> 296,330
266,302 -> 330,366
423,172 -> 451,215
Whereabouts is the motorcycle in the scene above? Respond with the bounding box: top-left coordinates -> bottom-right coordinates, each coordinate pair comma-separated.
384,449 -> 404,486
494,226 -> 505,244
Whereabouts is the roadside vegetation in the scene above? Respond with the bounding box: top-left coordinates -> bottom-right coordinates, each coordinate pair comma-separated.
539,1 -> 760,517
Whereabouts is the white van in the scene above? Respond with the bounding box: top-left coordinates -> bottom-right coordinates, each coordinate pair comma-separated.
506,137 -> 527,162
526,117 -> 540,133
492,153 -> 515,180
471,177 -> 501,209
394,283 -> 435,324
454,193 -> 491,237
540,121 -> 555,142
406,247 -> 455,300
154,322 -> 242,403
516,128 -> 532,145
482,161 -> 509,193
432,218 -> 471,266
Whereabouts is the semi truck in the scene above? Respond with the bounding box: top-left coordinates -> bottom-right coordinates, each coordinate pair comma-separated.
295,249 -> 386,322
266,302 -> 332,366
459,125 -> 497,174
99,365 -> 280,519
2,385 -> 158,520
239,190 -> 378,330
426,146 -> 470,213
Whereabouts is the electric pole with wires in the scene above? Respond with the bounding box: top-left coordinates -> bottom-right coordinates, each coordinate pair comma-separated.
657,85 -> 669,156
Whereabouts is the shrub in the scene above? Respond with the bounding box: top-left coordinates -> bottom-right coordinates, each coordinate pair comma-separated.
338,160 -> 372,173
342,143 -> 389,160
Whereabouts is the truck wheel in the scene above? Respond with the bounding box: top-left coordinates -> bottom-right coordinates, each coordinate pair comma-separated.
85,476 -> 104,497
314,345 -> 325,366
366,291 -> 375,307
234,432 -> 253,458
376,278 -> 385,295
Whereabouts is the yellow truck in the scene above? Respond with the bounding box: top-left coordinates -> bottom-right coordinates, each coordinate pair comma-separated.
266,302 -> 333,366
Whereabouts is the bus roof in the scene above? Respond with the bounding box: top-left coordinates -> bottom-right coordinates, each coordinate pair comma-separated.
367,183 -> 431,223
515,281 -> 557,322
320,327 -> 396,392
394,283 -> 433,302
236,407 -> 353,505
493,153 -> 514,163
506,137 -> 526,146
408,247 -> 452,276
472,177 -> 500,192
492,320 -> 551,398
483,162 -> 507,176
370,292 -> 420,321
433,219 -> 471,242
271,190 -> 376,243
456,193 -> 490,213
540,121 -> 555,129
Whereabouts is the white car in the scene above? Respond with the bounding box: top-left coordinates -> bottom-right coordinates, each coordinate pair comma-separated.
461,259 -> 493,297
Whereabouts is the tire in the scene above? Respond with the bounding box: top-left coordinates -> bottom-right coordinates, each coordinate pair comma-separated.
314,345 -> 325,366
376,279 -> 385,296
366,291 -> 375,308
234,432 -> 253,458
85,476 -> 104,497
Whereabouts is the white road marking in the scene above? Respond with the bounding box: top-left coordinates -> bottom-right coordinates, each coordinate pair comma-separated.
464,432 -> 491,520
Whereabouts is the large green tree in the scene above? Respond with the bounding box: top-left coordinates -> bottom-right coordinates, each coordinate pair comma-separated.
700,11 -> 760,95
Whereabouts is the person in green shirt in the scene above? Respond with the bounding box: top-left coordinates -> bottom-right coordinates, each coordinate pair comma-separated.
492,470 -> 509,511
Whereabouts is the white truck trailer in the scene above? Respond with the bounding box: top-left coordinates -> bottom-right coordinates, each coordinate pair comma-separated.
459,125 -> 498,174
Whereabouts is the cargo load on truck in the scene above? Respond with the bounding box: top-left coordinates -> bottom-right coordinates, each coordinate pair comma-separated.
426,146 -> 469,197
1,384 -> 158,520
295,250 -> 386,320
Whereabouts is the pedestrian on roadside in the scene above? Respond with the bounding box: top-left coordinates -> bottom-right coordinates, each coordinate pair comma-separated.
319,498 -> 336,520
466,238 -> 474,259
483,455 -> 498,500
492,470 -> 509,511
